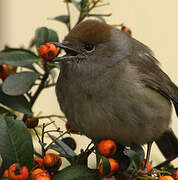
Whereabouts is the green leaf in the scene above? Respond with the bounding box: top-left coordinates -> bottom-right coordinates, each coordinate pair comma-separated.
0,106 -> 10,114
0,106 -> 15,116
35,27 -> 48,48
125,145 -> 145,169
52,15 -> 69,25
0,115 -> 34,170
0,87 -> 32,115
48,29 -> 59,43
2,71 -> 40,96
35,27 -> 59,48
0,48 -> 39,68
101,156 -> 111,177
52,165 -> 101,180
47,133 -> 76,158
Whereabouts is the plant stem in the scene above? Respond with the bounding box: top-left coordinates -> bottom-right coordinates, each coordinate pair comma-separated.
38,114 -> 66,119
66,1 -> 71,31
88,13 -> 111,17
30,61 -> 49,107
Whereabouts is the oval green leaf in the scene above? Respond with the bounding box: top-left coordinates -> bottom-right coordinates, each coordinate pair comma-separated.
0,87 -> 32,115
0,115 -> 34,170
101,156 -> 111,177
52,165 -> 101,180
35,27 -> 59,48
0,48 -> 39,67
2,71 -> 40,96
52,15 -> 69,24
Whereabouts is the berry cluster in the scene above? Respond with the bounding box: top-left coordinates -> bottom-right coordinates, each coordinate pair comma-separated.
2,153 -> 62,180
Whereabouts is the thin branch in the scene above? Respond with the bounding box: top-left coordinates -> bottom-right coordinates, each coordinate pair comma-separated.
44,83 -> 56,88
88,13 -> 112,17
45,130 -> 70,150
66,1 -> 71,31
38,114 -> 66,119
30,62 -> 49,107
95,2 -> 110,8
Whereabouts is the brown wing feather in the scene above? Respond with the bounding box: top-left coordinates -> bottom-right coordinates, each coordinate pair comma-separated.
129,38 -> 178,116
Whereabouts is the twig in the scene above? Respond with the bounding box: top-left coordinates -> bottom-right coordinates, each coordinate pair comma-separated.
88,13 -> 112,17
45,130 -> 70,149
44,83 -> 56,88
30,61 -> 49,107
66,1 -> 71,31
95,2 -> 110,8
43,129 -> 62,134
38,114 -> 66,120
41,123 -> 45,145
33,128 -> 46,156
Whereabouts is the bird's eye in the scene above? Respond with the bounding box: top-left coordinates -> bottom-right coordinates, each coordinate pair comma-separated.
84,44 -> 95,52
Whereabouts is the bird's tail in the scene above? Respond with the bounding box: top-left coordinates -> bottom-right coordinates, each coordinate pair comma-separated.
155,128 -> 178,168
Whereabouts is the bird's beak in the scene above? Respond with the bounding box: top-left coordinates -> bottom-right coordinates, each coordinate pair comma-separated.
50,42 -> 85,62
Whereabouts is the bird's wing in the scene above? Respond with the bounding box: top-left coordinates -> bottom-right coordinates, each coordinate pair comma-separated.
129,38 -> 178,161
129,38 -> 178,116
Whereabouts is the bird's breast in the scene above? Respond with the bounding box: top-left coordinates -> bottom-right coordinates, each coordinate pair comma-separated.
56,61 -> 172,145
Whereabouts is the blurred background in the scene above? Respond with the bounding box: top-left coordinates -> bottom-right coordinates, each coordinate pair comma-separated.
0,0 -> 178,171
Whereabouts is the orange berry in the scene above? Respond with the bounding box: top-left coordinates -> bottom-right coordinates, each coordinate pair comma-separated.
99,158 -> 120,177
121,26 -> 132,36
25,117 -> 39,128
159,176 -> 174,180
98,139 -> 117,157
140,159 -> 152,172
35,175 -> 51,180
38,43 -> 58,61
43,153 -> 62,172
2,169 -> 9,177
8,163 -> 29,180
31,168 -> 50,180
0,64 -> 17,81
33,157 -> 44,169
173,170 -> 178,180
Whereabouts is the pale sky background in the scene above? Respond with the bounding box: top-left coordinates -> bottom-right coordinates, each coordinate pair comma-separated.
0,0 -> 178,175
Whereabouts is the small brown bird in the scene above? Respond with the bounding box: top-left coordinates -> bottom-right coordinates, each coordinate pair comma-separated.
52,20 -> 178,169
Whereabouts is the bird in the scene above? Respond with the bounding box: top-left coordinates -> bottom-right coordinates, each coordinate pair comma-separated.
52,20 -> 178,170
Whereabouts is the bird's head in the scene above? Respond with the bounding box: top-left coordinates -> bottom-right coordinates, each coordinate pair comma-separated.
52,20 -> 132,70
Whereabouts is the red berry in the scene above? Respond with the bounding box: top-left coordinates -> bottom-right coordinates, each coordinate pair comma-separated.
159,176 -> 174,180
139,159 -> 152,172
8,163 -> 29,180
2,169 -> 9,177
99,158 -> 120,178
31,168 -> 50,180
173,170 -> 178,180
43,153 -> 62,172
25,117 -> 39,128
33,157 -> 44,169
38,43 -> 58,61
0,64 -> 17,81
98,139 -> 117,157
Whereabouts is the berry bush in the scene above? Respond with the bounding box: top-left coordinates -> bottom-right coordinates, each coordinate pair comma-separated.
0,1 -> 177,180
